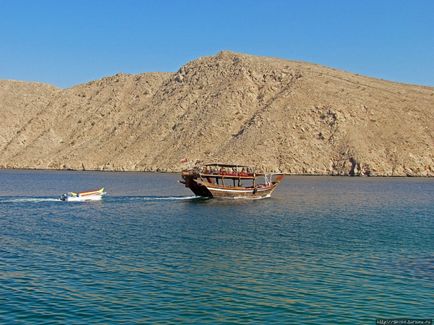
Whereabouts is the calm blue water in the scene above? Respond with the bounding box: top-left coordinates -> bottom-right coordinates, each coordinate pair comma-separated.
0,170 -> 433,324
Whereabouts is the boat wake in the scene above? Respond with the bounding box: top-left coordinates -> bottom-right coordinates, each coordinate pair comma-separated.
0,195 -> 203,205
232,193 -> 272,200
141,195 -> 201,201
0,197 -> 61,204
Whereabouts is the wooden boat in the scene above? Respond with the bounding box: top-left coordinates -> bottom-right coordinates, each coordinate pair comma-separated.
180,163 -> 284,199
60,188 -> 106,202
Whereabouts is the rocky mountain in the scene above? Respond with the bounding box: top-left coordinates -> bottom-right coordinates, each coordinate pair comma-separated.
0,51 -> 433,176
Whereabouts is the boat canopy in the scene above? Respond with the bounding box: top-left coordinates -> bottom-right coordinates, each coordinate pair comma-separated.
204,163 -> 251,168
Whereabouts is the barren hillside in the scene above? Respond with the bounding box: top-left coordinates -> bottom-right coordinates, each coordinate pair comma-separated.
0,51 -> 433,176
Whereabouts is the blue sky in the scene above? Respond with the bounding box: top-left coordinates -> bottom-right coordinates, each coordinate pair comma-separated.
0,0 -> 433,88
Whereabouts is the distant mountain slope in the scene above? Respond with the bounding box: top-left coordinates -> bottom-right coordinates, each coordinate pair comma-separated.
0,51 -> 433,176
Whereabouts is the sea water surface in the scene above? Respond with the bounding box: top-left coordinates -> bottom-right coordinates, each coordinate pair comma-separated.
0,170 -> 433,324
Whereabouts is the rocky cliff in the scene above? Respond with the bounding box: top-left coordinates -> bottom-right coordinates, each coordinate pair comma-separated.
0,51 -> 433,176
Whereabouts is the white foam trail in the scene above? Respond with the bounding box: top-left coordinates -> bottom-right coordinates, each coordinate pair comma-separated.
233,195 -> 271,200
142,196 -> 200,201
0,198 -> 61,203
0,196 -> 202,204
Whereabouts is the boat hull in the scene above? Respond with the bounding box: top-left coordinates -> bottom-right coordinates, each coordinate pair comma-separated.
181,172 -> 282,199
60,188 -> 105,202
61,194 -> 103,202
195,180 -> 278,199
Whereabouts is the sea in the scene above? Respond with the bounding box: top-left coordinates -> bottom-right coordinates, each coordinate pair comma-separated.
0,170 -> 433,324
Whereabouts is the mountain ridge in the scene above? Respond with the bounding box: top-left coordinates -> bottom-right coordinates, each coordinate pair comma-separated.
0,51 -> 433,176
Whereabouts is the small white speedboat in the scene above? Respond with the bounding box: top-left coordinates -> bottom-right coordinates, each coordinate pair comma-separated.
60,188 -> 106,202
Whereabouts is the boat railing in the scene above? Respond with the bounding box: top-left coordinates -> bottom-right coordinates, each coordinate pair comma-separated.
199,171 -> 255,178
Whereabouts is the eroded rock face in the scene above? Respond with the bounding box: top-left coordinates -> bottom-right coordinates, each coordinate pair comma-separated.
0,51 -> 433,176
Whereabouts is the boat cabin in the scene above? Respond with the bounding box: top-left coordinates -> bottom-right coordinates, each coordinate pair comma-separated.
192,163 -> 273,188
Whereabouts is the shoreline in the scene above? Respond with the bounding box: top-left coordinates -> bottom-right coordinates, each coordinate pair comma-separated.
0,167 -> 432,177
